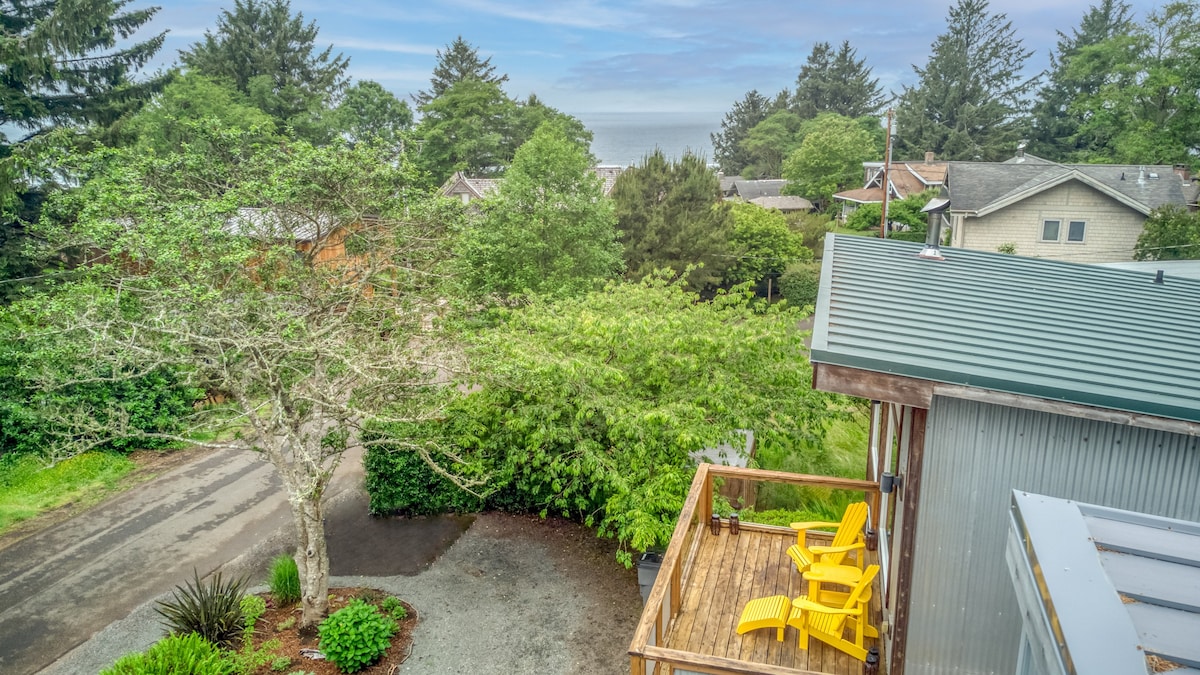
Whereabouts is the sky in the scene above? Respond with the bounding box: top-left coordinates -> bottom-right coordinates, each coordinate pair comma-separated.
143,0 -> 1164,115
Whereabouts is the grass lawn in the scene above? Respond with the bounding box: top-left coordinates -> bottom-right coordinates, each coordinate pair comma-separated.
0,452 -> 136,534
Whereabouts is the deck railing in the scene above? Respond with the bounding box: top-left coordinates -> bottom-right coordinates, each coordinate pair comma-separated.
628,463 -> 882,675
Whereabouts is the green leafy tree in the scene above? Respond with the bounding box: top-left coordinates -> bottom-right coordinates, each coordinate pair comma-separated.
26,125 -> 473,628
725,201 -> 810,288
369,276 -> 836,563
1028,0 -> 1135,160
711,90 -> 782,175
740,110 -> 804,178
610,150 -> 735,290
1,0 -> 167,301
180,0 -> 349,141
414,36 -> 509,107
123,73 -> 278,155
792,41 -> 886,120
1135,205 -> 1200,260
1067,2 -> 1200,164
415,78 -> 514,183
459,122 -> 623,298
331,80 -> 412,148
844,190 -> 936,240
895,0 -> 1037,161
510,93 -> 593,155
781,113 -> 880,207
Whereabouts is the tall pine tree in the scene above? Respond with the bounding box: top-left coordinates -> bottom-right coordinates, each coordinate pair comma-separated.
711,90 -> 785,175
792,41 -> 886,120
180,0 -> 349,142
415,36 -> 509,107
1028,0 -> 1135,160
895,0 -> 1036,161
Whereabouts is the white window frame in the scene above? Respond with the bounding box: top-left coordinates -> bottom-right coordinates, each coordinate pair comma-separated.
1040,219 -> 1061,242
1066,220 -> 1086,243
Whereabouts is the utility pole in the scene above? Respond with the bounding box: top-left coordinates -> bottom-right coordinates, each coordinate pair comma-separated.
879,109 -> 894,240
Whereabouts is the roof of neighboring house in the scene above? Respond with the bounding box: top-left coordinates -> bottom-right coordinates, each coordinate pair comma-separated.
441,166 -> 625,200
592,165 -> 625,196
730,179 -> 787,200
811,235 -> 1200,424
947,160 -> 1188,216
748,195 -> 813,211
1009,491 -> 1200,674
833,160 -> 947,204
226,207 -> 337,241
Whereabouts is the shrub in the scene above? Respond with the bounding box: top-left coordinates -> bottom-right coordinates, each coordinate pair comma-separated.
380,596 -> 407,621
270,656 -> 292,671
268,554 -> 301,606
240,594 -> 267,649
363,442 -> 483,516
155,570 -> 248,650
778,261 -> 822,309
100,632 -> 235,675
317,599 -> 397,673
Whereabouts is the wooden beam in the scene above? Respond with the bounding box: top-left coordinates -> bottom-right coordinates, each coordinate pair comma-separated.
889,406 -> 928,675
814,363 -> 933,407
932,383 -> 1200,436
707,465 -> 880,493
640,644 -> 829,675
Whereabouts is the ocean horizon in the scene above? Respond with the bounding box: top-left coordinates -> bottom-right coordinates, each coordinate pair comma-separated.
573,111 -> 722,167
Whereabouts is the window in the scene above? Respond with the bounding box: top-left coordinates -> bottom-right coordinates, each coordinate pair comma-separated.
1067,220 -> 1086,242
1041,220 -> 1060,241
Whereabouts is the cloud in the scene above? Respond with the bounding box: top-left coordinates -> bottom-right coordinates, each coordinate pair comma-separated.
445,0 -> 633,30
326,37 -> 439,55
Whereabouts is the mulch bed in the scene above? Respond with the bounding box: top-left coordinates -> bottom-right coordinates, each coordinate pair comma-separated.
245,587 -> 417,675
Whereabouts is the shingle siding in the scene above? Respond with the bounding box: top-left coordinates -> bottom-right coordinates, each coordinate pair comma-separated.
957,181 -> 1146,262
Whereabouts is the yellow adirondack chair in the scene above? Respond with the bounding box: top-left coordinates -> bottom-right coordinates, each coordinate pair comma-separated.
787,564 -> 880,661
786,501 -> 868,574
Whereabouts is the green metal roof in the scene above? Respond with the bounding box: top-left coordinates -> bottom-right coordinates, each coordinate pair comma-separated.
811,235 -> 1200,424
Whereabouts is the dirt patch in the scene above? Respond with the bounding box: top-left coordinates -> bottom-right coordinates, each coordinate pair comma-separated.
244,587 -> 416,675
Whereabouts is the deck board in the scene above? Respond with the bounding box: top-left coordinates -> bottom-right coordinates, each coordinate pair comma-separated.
663,526 -> 883,675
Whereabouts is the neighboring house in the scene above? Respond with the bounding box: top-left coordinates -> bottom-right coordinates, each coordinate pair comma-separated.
721,178 -> 787,200
944,154 -> 1193,262
809,234 -> 1200,675
832,153 -> 947,221
440,165 -> 625,204
747,195 -> 813,213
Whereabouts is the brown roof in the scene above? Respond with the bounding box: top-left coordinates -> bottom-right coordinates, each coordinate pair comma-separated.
834,161 -> 946,204
833,187 -> 885,204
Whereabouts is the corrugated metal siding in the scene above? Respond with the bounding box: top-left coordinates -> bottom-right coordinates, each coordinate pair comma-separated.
810,235 -> 1200,423
905,396 -> 1200,675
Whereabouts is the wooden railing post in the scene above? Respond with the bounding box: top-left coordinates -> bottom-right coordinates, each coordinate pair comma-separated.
700,464 -> 713,526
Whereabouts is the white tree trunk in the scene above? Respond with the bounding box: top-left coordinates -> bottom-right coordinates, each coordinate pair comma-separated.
293,494 -> 330,628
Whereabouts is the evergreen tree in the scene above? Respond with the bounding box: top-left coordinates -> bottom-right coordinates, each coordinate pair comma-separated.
332,80 -> 412,148
894,0 -> 1037,161
415,78 -> 514,183
740,110 -> 804,178
1028,0 -> 1135,160
610,150 -> 735,290
415,36 -> 509,107
1067,2 -> 1200,164
459,122 -> 622,298
1,0 -> 167,301
711,90 -> 779,175
792,41 -> 886,120
180,0 -> 349,141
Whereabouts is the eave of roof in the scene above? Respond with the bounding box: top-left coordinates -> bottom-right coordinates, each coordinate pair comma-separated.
811,235 -> 1200,424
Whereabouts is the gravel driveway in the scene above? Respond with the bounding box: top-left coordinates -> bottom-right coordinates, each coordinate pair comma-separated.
41,510 -> 643,675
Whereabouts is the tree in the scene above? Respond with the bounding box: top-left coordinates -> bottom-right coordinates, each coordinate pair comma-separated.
332,80 -> 412,148
1135,205 -> 1200,260
28,126 -> 470,628
781,113 -> 880,207
459,122 -> 623,298
510,93 -> 593,156
1066,2 -> 1200,165
123,73 -> 278,155
894,0 -> 1037,161
792,41 -> 886,120
415,36 -> 510,108
610,150 -> 735,290
740,110 -> 805,178
1,0 -> 167,300
1028,0 -> 1135,160
368,275 -> 837,563
711,90 -> 781,175
415,78 -> 515,183
725,202 -> 810,289
180,0 -> 349,141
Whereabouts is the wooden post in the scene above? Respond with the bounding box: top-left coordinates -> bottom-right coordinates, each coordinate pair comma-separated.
880,108 -> 894,240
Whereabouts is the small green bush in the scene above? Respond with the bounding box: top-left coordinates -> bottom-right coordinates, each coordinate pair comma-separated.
268,554 -> 301,606
778,261 -> 822,309
270,655 -> 292,671
101,632 -> 234,675
318,599 -> 397,673
155,570 -> 248,650
240,594 -> 267,647
379,596 -> 407,621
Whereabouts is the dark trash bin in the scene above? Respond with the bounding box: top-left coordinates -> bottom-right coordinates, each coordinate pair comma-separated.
636,551 -> 663,605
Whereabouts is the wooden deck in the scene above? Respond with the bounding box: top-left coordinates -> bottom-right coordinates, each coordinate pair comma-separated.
629,464 -> 887,675
665,525 -> 883,675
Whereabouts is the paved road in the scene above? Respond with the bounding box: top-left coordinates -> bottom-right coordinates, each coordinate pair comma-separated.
0,447 -> 364,675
